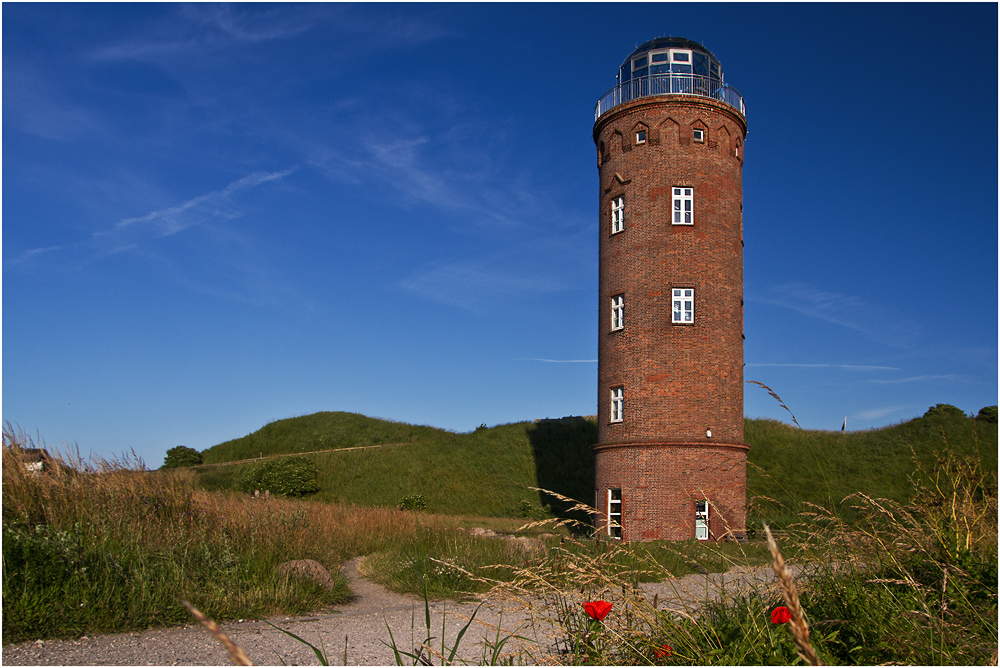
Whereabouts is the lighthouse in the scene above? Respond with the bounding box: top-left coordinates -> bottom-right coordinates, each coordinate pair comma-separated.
593,37 -> 748,542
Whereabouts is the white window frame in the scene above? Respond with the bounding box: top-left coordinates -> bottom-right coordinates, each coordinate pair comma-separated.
693,128 -> 705,143
649,49 -> 669,65
669,49 -> 693,73
635,129 -> 647,145
611,196 -> 624,234
672,187 -> 693,225
611,294 -> 624,331
608,488 -> 622,539
672,288 -> 694,324
610,386 -> 624,423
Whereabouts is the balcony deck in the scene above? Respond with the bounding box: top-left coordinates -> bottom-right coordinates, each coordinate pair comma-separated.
595,74 -> 745,121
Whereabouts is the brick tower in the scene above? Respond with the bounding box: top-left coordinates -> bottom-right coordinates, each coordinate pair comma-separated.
593,37 -> 748,542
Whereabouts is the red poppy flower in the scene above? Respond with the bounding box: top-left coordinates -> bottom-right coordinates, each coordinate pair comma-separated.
654,644 -> 672,658
582,600 -> 613,621
770,606 -> 792,624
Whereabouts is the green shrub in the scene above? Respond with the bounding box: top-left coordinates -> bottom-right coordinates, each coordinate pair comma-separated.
516,499 -> 553,520
238,456 -> 319,497
398,494 -> 426,511
923,403 -> 968,419
2,524 -> 93,590
976,405 -> 998,423
161,445 -> 203,469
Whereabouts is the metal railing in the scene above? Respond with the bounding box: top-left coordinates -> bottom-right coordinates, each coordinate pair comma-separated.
595,74 -> 745,121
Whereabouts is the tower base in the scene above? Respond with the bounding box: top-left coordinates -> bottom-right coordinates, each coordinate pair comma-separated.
593,440 -> 748,542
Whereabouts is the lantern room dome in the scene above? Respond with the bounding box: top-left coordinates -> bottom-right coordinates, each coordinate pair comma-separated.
618,36 -> 725,85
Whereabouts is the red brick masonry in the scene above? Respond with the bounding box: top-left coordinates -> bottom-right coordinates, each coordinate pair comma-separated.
594,94 -> 749,541
594,441 -> 748,541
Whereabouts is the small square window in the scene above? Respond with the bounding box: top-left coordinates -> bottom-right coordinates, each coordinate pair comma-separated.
636,129 -> 647,145
693,128 -> 705,143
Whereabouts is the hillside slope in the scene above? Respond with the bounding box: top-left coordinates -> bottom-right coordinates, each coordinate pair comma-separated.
196,414 -> 596,519
745,413 -> 997,528
201,412 -> 453,463
194,410 -> 997,528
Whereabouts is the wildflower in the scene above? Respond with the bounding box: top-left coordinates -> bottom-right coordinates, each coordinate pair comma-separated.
770,605 -> 792,624
654,644 -> 672,658
582,600 -> 613,621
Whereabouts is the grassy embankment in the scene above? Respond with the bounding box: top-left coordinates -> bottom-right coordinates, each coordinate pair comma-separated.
194,409 -> 997,530
745,410 -> 997,529
196,412 -> 597,519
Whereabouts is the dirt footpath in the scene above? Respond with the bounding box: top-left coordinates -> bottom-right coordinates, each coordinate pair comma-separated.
2,558 -> 787,666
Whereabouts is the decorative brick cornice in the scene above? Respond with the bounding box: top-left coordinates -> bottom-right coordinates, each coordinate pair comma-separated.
594,95 -> 747,143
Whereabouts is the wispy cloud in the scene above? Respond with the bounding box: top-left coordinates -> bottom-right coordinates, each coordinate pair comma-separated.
854,406 -> 911,420
3,245 -> 70,271
6,169 -> 296,270
869,374 -> 971,384
91,5 -> 449,66
748,282 -> 921,348
20,246 -> 64,260
365,136 -> 484,215
307,77 -> 569,236
192,4 -> 320,43
109,169 -> 296,238
401,259 -> 567,311
348,124 -> 524,231
746,362 -> 900,371
91,5 -> 323,61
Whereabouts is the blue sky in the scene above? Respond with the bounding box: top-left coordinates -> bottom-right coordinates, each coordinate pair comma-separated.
4,3 -> 997,467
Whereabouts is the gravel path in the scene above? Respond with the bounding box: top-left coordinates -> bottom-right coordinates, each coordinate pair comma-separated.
2,558 -> 788,666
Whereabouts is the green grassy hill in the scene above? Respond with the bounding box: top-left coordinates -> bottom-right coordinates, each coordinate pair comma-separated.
192,409 -> 997,530
200,411 -> 453,463
746,413 -> 997,529
195,414 -> 597,519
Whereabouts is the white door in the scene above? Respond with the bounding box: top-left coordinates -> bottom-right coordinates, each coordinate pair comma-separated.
695,500 -> 709,541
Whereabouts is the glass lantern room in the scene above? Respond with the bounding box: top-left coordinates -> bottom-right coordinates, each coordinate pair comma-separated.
618,37 -> 723,84
595,36 -> 744,120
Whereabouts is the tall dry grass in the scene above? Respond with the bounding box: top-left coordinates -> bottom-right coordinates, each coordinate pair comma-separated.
3,422 -> 432,644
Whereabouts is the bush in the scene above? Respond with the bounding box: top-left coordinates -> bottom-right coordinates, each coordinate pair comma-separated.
516,499 -> 553,520
161,446 -> 203,469
397,494 -> 426,511
238,457 -> 319,497
923,403 -> 967,419
976,405 -> 998,423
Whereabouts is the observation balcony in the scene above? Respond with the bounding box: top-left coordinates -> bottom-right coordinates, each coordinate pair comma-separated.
595,73 -> 745,121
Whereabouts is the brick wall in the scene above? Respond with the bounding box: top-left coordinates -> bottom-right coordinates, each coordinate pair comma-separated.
594,441 -> 748,541
592,95 -> 748,541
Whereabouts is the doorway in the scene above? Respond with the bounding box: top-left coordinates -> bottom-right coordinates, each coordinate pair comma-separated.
695,499 -> 709,541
